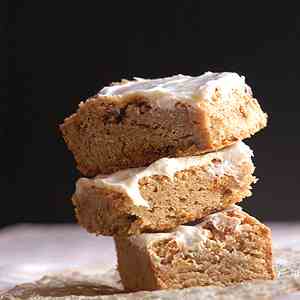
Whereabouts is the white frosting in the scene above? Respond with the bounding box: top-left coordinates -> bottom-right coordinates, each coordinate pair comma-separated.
77,142 -> 253,208
128,224 -> 211,256
98,72 -> 250,104
129,205 -> 243,257
202,206 -> 242,233
170,226 -> 211,249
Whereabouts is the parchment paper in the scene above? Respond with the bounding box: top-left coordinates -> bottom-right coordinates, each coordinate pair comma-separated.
1,223 -> 299,300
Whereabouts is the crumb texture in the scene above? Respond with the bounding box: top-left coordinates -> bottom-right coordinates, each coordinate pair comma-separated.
115,207 -> 275,291
60,73 -> 267,176
72,144 -> 256,236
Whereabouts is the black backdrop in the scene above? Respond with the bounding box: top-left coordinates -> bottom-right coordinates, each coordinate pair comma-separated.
5,2 -> 300,227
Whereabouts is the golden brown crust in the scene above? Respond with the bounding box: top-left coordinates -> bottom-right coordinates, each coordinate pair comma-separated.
60,91 -> 267,176
72,159 -> 256,236
115,208 -> 275,291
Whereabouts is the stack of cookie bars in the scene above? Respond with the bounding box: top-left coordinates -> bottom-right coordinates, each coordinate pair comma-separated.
60,72 -> 275,291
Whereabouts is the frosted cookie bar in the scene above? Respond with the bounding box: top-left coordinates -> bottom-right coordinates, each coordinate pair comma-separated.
115,206 -> 275,291
60,72 -> 267,176
72,142 -> 256,236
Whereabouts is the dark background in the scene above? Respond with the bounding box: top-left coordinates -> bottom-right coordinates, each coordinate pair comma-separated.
5,3 -> 300,228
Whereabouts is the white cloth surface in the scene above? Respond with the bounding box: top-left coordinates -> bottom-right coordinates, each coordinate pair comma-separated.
0,222 -> 299,298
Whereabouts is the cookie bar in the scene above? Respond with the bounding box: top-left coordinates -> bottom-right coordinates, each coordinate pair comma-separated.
72,142 -> 256,236
60,72 -> 267,176
115,206 -> 275,291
